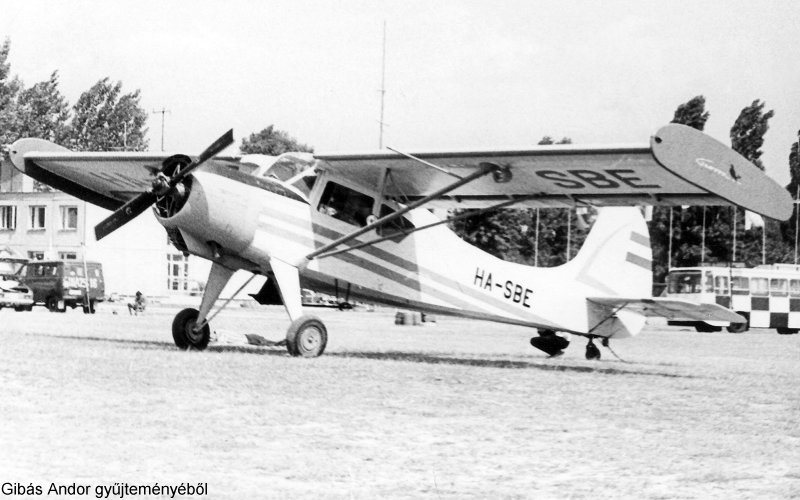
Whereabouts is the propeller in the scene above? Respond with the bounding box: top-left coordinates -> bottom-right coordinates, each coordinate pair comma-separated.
94,129 -> 234,241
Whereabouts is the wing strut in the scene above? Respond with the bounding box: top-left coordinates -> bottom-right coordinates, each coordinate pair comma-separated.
313,194 -> 541,260
304,162 -> 503,261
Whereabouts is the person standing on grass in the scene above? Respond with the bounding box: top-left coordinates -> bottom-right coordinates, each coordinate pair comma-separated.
128,291 -> 146,315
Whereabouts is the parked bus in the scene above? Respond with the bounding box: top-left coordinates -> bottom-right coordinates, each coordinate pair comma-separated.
666,263 -> 800,334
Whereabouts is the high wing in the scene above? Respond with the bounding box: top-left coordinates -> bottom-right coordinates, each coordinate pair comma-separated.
8,124 -> 792,220
588,297 -> 745,323
7,138 -> 241,211
316,124 -> 791,220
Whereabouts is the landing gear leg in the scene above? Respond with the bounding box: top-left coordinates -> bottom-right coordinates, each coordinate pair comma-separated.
585,339 -> 601,360
269,258 -> 327,357
172,262 -> 234,350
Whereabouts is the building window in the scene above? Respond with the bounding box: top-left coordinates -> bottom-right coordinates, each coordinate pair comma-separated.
28,251 -> 45,261
58,252 -> 77,260
166,252 -> 189,292
0,205 -> 16,230
60,206 -> 78,230
29,206 -> 46,230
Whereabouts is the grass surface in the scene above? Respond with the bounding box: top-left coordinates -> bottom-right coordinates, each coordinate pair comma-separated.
1,304 -> 798,499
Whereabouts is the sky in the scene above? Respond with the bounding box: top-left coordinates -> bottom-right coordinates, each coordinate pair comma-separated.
2,0 -> 799,184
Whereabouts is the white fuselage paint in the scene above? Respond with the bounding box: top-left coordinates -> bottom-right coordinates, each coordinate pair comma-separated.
156,171 -> 653,336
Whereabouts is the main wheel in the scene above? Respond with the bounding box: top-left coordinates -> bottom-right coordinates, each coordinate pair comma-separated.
286,315 -> 327,357
172,308 -> 210,350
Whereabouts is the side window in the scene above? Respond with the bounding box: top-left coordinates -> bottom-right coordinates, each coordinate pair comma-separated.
714,276 -> 729,295
751,277 -> 769,296
377,205 -> 415,236
317,182 -> 374,227
790,279 -> 800,297
731,276 -> 750,295
770,278 -> 788,297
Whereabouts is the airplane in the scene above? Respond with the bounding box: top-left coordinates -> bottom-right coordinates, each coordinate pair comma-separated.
7,124 -> 793,359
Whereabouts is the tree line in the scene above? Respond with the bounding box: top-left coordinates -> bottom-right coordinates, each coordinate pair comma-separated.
2,37 -> 799,286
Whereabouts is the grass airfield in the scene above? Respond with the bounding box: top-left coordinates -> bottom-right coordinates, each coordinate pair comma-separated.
1,303 -> 798,499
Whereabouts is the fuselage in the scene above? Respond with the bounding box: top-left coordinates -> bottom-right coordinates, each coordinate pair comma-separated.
154,164 -> 653,335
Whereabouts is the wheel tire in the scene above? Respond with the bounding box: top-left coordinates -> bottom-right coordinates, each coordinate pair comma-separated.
286,315 -> 327,357
585,341 -> 601,360
171,308 -> 210,350
47,296 -> 65,313
727,313 -> 749,333
776,327 -> 799,335
81,300 -> 96,314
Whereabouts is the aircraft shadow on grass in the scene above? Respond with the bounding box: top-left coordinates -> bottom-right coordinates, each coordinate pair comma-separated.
42,334 -> 689,378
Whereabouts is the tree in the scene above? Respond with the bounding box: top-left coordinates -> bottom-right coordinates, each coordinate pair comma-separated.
240,125 -> 313,155
68,78 -> 148,151
14,71 -> 70,143
450,135 -> 581,266
0,38 -> 23,145
670,95 -> 710,130
730,99 -> 774,170
786,131 -> 800,195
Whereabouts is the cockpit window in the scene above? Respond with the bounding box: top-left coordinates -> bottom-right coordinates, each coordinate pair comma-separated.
318,182 -> 374,227
287,171 -> 317,198
377,205 -> 415,236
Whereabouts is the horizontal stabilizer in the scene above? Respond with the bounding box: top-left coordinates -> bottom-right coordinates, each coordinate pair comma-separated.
588,297 -> 744,323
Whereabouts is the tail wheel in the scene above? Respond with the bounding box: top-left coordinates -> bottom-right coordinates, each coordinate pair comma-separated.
172,308 -> 210,350
585,339 -> 601,360
286,315 -> 327,357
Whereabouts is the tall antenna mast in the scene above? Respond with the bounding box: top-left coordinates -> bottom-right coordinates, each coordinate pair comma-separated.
378,21 -> 387,148
152,107 -> 171,151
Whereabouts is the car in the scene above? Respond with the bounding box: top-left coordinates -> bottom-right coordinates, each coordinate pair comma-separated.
0,274 -> 34,311
16,260 -> 105,313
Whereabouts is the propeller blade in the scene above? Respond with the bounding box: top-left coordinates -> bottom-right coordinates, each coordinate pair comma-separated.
170,129 -> 234,185
93,129 -> 235,241
94,192 -> 158,240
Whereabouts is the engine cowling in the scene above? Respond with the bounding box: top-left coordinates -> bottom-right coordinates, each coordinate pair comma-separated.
154,171 -> 260,261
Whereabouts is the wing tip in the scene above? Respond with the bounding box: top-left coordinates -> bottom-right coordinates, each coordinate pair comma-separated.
652,124 -> 792,221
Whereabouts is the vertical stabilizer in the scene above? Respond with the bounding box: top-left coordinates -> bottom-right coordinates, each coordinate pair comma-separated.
565,207 -> 653,299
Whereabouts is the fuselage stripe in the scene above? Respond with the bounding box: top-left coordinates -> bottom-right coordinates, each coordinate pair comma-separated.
258,204 -> 551,325
625,252 -> 652,271
630,231 -> 650,248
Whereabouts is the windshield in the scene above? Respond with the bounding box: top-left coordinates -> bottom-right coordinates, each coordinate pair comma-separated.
667,271 -> 702,293
258,152 -> 318,200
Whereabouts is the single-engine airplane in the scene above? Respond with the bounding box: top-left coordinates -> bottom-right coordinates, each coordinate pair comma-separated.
8,124 -> 793,359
